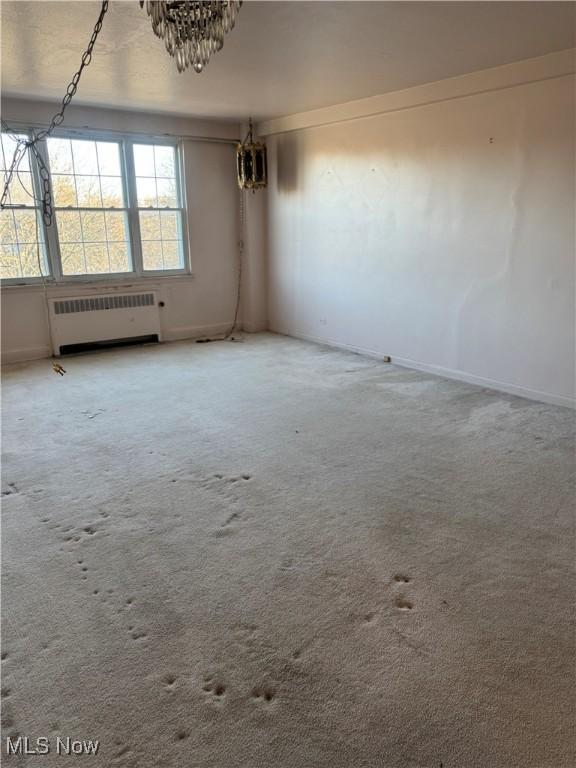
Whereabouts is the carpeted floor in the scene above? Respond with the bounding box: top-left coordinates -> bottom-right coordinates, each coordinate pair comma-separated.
1,332 -> 574,768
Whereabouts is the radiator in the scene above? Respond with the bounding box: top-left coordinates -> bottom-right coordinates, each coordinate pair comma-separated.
48,292 -> 162,355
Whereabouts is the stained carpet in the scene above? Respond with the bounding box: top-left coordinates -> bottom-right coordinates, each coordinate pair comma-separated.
1,333 -> 574,767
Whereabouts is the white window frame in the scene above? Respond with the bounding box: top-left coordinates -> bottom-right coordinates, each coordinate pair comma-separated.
0,129 -> 52,285
0,128 -> 191,285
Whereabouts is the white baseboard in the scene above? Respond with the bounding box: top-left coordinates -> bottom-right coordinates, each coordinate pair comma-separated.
162,322 -> 232,342
1,323 -> 234,364
1,345 -> 52,364
270,327 -> 575,410
242,321 -> 268,333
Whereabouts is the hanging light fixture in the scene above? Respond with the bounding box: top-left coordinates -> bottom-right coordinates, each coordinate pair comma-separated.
237,119 -> 267,191
140,1 -> 242,73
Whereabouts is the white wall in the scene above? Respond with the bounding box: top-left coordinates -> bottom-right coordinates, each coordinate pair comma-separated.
263,56 -> 575,407
0,99 -> 261,362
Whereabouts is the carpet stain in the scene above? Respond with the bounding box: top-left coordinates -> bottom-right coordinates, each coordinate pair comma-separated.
1,335 -> 573,768
203,678 -> 227,701
251,685 -> 276,703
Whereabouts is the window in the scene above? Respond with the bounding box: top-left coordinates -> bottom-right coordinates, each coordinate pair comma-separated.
0,132 -> 48,280
133,143 -> 185,271
47,137 -> 132,276
0,131 -> 188,282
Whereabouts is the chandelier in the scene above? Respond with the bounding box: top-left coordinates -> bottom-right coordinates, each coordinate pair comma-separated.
140,1 -> 242,73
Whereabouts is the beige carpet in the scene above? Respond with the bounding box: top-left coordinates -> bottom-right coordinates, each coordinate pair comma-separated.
1,333 -> 574,767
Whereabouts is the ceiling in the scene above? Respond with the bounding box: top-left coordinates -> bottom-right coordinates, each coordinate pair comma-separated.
1,1 -> 574,121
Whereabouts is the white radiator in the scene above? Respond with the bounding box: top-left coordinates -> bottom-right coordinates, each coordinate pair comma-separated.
48,292 -> 161,355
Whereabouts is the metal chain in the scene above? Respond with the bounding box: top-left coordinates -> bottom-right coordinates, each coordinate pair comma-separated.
0,0 -> 109,226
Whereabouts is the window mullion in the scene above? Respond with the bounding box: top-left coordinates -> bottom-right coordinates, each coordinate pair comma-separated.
176,141 -> 191,273
32,137 -> 61,281
123,140 -> 143,277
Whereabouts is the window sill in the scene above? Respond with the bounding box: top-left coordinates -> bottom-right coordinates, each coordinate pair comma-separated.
1,273 -> 195,292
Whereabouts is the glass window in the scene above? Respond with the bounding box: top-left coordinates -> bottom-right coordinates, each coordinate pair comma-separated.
0,132 -> 49,280
133,143 -> 185,271
0,133 -> 188,282
47,137 -> 132,276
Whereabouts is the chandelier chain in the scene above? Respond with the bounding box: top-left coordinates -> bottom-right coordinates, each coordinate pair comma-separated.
0,0 -> 109,226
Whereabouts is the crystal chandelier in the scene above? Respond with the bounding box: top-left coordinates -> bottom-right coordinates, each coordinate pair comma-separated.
140,1 -> 242,73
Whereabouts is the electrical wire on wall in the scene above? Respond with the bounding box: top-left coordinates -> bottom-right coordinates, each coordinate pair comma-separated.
225,188 -> 245,341
197,187 -> 244,344
1,1 -> 109,374
33,196 -> 65,375
2,131 -> 64,373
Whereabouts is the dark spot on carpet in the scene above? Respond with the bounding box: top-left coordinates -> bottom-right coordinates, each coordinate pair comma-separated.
252,685 -> 275,702
222,511 -> 240,527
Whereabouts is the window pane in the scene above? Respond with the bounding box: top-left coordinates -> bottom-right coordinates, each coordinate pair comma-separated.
108,243 -> 131,272
56,210 -> 82,243
136,177 -> 157,207
0,209 -> 47,279
139,210 -> 161,240
154,145 -> 175,178
0,210 -> 17,244
162,240 -> 183,270
14,209 -> 40,244
1,245 -> 22,278
76,175 -> 102,207
156,178 -> 177,208
52,174 -> 78,207
160,211 -> 180,240
105,211 -> 128,242
1,132 -> 30,174
1,133 -> 38,212
142,240 -> 163,270
9,171 -> 35,207
84,243 -> 110,274
81,211 -> 106,242
19,244 -> 43,277
47,138 -> 73,174
133,144 -> 155,177
71,139 -> 98,175
100,176 -> 124,207
96,142 -> 121,175
60,243 -> 85,275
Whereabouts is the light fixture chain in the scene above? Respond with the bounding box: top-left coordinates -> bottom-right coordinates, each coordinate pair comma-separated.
0,0 -> 110,225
